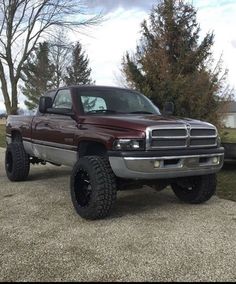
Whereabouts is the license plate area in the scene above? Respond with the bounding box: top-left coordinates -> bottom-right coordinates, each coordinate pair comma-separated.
184,157 -> 199,168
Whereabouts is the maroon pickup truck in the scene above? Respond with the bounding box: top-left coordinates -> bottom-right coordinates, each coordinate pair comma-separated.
5,86 -> 224,219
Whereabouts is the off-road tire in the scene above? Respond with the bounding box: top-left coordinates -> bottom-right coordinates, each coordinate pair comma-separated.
5,142 -> 30,181
71,156 -> 117,220
171,174 -> 217,204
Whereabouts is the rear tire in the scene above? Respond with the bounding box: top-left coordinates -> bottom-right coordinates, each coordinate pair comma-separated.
5,142 -> 30,181
70,156 -> 117,220
171,174 -> 217,204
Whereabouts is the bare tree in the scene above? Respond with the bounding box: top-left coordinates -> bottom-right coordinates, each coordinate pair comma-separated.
48,28 -> 72,88
0,0 -> 100,114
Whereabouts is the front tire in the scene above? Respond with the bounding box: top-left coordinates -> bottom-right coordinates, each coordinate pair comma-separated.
70,156 -> 117,220
5,142 -> 30,181
171,174 -> 217,204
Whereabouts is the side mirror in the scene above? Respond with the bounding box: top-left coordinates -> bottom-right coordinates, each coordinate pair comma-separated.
39,96 -> 53,113
163,102 -> 174,116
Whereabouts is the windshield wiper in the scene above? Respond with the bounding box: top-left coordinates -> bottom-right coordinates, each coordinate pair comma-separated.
87,109 -> 118,114
128,111 -> 154,114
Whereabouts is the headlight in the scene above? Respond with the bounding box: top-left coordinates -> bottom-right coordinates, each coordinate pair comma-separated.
113,139 -> 145,151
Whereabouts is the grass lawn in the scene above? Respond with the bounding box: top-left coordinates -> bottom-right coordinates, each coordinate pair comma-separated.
218,164 -> 236,202
0,123 -> 235,201
221,128 -> 236,143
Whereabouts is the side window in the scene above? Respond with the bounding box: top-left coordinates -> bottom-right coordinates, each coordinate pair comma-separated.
53,89 -> 72,109
81,96 -> 107,113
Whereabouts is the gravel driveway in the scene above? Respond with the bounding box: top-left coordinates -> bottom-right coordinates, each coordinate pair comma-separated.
0,147 -> 235,281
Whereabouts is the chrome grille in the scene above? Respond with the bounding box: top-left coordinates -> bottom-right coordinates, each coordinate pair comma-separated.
190,138 -> 217,147
151,139 -> 187,148
190,129 -> 216,137
152,129 -> 186,137
147,125 -> 217,150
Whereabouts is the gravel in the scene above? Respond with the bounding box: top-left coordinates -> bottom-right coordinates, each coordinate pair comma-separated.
0,147 -> 235,281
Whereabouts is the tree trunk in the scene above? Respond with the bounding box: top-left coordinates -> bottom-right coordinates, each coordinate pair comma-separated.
1,86 -> 11,115
0,67 -> 19,115
11,81 -> 18,115
0,62 -> 11,115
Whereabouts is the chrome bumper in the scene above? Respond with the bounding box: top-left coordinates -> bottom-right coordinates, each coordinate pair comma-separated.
109,153 -> 224,179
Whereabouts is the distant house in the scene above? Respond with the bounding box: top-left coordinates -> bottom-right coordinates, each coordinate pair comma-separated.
224,101 -> 236,128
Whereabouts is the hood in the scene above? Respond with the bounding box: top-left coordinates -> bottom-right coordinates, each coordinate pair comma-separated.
79,114 -> 216,132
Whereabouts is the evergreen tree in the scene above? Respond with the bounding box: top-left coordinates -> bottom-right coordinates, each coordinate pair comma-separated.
65,42 -> 93,85
21,42 -> 55,110
122,0 -> 232,127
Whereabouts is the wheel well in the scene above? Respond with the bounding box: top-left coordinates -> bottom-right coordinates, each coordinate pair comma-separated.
11,131 -> 22,142
79,141 -> 107,157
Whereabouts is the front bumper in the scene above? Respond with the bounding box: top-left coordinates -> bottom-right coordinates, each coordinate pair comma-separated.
109,148 -> 224,180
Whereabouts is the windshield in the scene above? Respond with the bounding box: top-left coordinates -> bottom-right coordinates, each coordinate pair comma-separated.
79,88 -> 160,115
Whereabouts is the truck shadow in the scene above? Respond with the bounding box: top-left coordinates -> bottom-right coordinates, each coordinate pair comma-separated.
27,166 -> 71,181
111,188 -> 179,218
222,161 -> 236,171
24,167 -> 216,219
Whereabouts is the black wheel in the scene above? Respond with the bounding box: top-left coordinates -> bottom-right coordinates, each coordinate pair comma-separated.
5,142 -> 30,181
70,156 -> 117,220
171,174 -> 217,204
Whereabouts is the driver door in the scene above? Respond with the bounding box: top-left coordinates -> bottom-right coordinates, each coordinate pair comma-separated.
32,88 -> 78,166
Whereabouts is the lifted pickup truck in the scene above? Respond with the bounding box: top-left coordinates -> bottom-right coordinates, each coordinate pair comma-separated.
5,86 -> 224,219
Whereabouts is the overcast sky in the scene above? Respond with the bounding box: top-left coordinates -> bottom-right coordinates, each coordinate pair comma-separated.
86,0 -> 154,12
76,0 -> 236,92
0,0 -> 236,112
